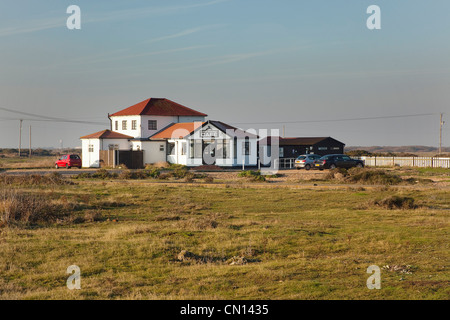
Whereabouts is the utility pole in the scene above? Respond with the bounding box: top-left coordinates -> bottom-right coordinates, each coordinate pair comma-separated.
18,119 -> 23,157
29,125 -> 32,158
439,113 -> 444,156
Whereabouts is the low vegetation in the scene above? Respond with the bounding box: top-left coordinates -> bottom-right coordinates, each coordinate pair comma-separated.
0,169 -> 448,300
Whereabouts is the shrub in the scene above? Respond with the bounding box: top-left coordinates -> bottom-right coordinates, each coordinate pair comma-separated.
346,169 -> 403,185
370,196 -> 417,210
0,173 -> 73,186
146,168 -> 160,178
91,169 -> 117,179
184,172 -> 195,183
325,168 -> 348,180
0,190 -> 71,226
238,170 -> 266,182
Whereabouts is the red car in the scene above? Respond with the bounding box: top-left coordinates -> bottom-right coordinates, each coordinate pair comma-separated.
55,154 -> 82,169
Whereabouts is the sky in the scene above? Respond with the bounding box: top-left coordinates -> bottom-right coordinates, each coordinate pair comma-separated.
0,0 -> 449,148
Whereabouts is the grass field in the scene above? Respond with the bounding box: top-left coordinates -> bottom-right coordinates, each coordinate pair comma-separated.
0,168 -> 449,300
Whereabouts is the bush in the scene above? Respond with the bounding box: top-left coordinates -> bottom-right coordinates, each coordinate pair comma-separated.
238,170 -> 266,182
0,173 -> 73,186
0,190 -> 71,226
370,196 -> 417,210
325,168 -> 349,180
346,169 -> 403,185
91,169 -> 117,179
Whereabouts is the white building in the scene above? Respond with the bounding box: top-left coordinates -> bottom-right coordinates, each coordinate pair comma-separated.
80,130 -> 133,168
80,98 -> 257,168
108,98 -> 207,139
150,120 -> 258,167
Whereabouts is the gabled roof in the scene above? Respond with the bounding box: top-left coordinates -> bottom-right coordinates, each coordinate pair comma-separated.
110,98 -> 208,117
207,121 -> 258,138
149,120 -> 258,140
80,130 -> 133,140
260,137 -> 345,146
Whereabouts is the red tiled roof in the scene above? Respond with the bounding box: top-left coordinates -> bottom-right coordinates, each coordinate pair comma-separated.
150,122 -> 205,139
80,130 -> 133,140
110,98 -> 207,117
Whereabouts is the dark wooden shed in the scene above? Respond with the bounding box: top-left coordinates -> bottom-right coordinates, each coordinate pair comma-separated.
259,137 -> 345,158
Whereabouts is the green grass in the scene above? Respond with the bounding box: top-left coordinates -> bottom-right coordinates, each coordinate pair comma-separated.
0,179 -> 449,300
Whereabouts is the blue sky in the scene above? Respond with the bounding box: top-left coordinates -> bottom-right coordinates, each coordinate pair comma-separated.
0,0 -> 449,148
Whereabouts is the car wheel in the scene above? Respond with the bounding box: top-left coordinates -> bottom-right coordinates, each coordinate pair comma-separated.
356,163 -> 364,168
330,164 -> 336,169
305,164 -> 311,170
66,164 -> 70,169
55,164 -> 59,169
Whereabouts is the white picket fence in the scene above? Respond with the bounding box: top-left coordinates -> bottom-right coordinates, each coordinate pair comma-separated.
358,156 -> 450,168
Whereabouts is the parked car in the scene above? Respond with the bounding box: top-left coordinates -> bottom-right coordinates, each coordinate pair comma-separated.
314,154 -> 364,170
55,154 -> 82,169
294,154 -> 322,170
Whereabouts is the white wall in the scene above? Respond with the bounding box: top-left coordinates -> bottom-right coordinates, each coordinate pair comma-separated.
110,116 -> 141,138
81,139 -> 101,168
132,140 -> 167,165
111,115 -> 206,139
180,123 -> 258,167
81,138 -> 132,168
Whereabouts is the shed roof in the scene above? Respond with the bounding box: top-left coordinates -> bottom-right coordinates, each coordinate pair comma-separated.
260,137 -> 345,146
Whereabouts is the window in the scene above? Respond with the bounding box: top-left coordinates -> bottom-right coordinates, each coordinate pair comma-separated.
216,139 -> 229,159
279,147 -> 284,158
181,142 -> 186,155
167,143 -> 175,155
190,141 -> 194,158
115,121 -> 118,131
223,140 -> 229,158
148,120 -> 157,130
318,147 -> 328,151
122,120 -> 127,130
243,138 -> 250,156
70,155 -> 80,160
132,120 -> 137,130
159,144 -> 165,152
88,145 -> 94,152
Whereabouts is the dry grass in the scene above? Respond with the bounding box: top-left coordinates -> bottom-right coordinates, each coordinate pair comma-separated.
0,172 -> 448,300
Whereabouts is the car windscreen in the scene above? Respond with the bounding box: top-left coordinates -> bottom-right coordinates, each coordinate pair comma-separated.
297,156 -> 306,160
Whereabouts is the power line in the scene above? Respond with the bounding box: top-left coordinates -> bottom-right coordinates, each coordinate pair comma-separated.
230,113 -> 437,125
0,106 -> 108,125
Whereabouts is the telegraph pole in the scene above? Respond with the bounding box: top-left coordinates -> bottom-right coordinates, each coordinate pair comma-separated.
18,119 -> 23,157
29,125 -> 32,158
439,113 -> 444,155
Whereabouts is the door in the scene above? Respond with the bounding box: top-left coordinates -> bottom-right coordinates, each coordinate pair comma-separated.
202,139 -> 216,165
